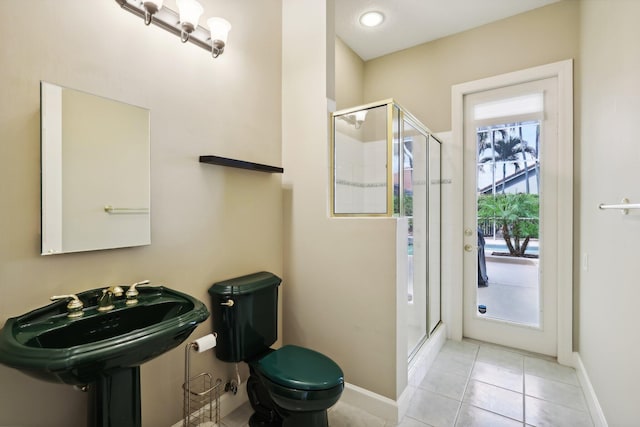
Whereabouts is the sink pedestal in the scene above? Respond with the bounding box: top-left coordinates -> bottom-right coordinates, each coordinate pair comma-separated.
89,367 -> 141,427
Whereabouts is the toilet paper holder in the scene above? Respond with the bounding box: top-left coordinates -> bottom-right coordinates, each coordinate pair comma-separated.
182,334 -> 223,427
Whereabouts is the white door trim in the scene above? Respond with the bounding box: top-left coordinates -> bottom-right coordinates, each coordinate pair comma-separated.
446,60 -> 573,365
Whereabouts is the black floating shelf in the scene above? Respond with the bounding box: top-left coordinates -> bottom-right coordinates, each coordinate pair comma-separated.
199,155 -> 284,174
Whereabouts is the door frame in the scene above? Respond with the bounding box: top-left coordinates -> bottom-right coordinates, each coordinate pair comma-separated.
446,60 -> 573,365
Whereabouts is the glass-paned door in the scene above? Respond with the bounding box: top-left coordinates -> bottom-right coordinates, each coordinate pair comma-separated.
463,77 -> 558,356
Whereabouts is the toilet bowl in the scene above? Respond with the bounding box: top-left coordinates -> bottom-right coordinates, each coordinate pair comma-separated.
208,272 -> 344,427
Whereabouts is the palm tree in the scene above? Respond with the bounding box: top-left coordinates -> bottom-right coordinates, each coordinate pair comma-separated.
477,193 -> 539,257
478,130 -> 537,194
518,126 -> 531,193
477,130 -> 496,194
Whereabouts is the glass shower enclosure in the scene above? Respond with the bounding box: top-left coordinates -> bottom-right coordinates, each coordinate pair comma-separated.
330,99 -> 442,359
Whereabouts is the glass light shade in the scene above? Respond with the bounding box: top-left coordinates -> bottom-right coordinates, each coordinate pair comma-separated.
354,110 -> 368,122
176,0 -> 203,28
359,11 -> 384,27
207,17 -> 232,43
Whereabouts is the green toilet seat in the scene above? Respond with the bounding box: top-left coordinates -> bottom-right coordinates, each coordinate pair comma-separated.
256,345 -> 344,391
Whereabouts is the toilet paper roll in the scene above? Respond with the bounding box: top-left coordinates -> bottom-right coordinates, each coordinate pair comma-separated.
193,333 -> 217,353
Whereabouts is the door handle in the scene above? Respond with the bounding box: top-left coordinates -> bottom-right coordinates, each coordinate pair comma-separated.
464,228 -> 473,237
464,244 -> 475,252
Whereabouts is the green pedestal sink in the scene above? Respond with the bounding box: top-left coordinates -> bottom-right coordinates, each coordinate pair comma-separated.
0,285 -> 209,427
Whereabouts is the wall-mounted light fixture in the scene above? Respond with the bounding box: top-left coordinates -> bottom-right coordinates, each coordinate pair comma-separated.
115,0 -> 231,58
340,110 -> 368,129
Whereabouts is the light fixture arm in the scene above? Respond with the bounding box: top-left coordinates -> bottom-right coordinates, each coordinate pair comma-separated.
211,40 -> 225,58
115,0 -> 227,57
180,22 -> 195,43
144,10 -> 153,25
142,1 -> 160,25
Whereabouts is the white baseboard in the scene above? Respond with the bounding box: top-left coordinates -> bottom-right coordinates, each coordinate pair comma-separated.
402,323 -> 446,420
573,352 -> 608,427
342,323 -> 447,425
409,323 -> 446,383
174,326 -> 447,427
341,382 -> 399,424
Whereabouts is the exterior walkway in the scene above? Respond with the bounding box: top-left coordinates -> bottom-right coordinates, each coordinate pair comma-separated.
478,255 -> 539,326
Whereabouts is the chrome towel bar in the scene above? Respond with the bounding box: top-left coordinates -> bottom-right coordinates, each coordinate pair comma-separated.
104,205 -> 150,214
598,198 -> 640,215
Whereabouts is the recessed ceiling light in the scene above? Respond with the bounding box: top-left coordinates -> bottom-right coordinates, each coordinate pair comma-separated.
359,11 -> 385,28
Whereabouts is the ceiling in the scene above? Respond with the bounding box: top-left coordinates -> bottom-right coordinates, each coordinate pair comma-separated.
335,0 -> 561,61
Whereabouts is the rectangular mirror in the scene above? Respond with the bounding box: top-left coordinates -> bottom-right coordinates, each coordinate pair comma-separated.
41,82 -> 151,255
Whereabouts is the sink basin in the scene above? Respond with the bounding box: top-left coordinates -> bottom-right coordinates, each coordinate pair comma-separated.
0,286 -> 209,385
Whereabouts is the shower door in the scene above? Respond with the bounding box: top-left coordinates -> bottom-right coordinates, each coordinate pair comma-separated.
406,123 -> 442,358
428,135 -> 441,334
405,118 -> 429,358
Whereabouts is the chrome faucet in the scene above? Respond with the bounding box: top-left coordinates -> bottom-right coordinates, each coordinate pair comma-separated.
97,286 -> 124,312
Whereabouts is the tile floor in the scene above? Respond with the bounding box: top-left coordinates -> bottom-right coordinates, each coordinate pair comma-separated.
220,340 -> 594,427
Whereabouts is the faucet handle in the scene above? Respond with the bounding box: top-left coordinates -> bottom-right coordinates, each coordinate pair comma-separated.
50,294 -> 84,318
125,280 -> 150,305
107,286 -> 124,296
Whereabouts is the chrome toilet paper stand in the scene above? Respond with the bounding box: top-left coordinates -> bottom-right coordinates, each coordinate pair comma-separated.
182,337 -> 223,427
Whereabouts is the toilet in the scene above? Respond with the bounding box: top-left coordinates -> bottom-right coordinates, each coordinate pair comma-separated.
208,272 -> 344,427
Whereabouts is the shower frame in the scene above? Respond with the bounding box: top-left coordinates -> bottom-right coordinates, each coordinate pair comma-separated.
330,99 -> 442,360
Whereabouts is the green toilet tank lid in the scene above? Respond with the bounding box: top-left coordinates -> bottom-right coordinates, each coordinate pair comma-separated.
208,271 -> 282,296
257,345 -> 344,391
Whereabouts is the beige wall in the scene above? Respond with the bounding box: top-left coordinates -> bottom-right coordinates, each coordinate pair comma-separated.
363,0 -> 580,133
578,1 -> 640,424
335,36 -> 364,110
283,0 -> 401,400
0,1 -> 282,426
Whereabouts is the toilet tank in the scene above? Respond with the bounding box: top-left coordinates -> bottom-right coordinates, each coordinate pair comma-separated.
208,272 -> 281,363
